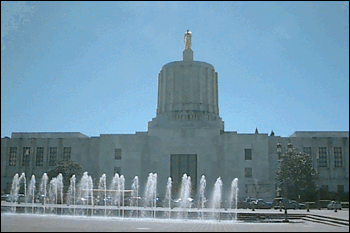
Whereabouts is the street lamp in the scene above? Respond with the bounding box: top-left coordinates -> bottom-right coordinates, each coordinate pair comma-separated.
276,143 -> 282,212
276,142 -> 290,222
276,143 -> 282,160
315,153 -> 321,210
287,143 -> 293,153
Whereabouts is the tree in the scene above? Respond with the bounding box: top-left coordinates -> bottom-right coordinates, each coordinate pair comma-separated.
47,159 -> 83,193
275,144 -> 317,202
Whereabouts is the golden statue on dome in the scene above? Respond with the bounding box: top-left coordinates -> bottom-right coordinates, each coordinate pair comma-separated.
184,30 -> 192,50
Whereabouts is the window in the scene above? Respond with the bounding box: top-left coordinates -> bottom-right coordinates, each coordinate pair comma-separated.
334,147 -> 343,168
22,147 -> 30,166
244,149 -> 252,160
36,147 -> 44,166
321,185 -> 328,192
63,147 -> 71,161
245,184 -> 249,194
115,149 -> 122,160
318,147 -> 327,167
49,147 -> 57,166
303,147 -> 312,156
245,167 -> 252,178
9,147 -> 17,166
303,147 -> 313,167
114,167 -> 121,175
337,185 -> 344,193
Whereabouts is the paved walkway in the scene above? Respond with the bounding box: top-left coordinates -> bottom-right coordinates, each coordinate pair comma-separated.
236,208 -> 349,221
1,210 -> 349,232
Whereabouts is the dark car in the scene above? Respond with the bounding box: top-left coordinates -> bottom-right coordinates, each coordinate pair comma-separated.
78,196 -> 95,205
272,197 -> 295,209
289,200 -> 306,209
172,198 -> 195,208
95,195 -> 113,206
273,199 -> 305,210
1,194 -> 10,201
251,199 -> 272,209
245,197 -> 257,209
237,199 -> 249,209
35,194 -> 46,204
6,194 -> 25,203
272,197 -> 283,209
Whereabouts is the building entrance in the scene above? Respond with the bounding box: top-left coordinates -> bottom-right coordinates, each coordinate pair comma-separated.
170,154 -> 197,198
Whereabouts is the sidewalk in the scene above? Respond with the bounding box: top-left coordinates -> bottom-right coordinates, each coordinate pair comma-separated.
1,212 -> 349,232
237,208 -> 349,221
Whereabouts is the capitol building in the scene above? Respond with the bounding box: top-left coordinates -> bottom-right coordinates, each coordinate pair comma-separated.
1,32 -> 348,201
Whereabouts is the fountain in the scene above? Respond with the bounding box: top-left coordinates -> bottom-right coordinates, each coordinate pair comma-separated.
76,172 -> 93,216
9,173 -> 19,213
28,175 -> 36,213
67,174 -> 76,215
164,177 -> 172,219
142,173 -> 157,218
130,176 -> 139,217
177,174 -> 192,219
211,177 -> 223,219
39,173 -> 48,214
199,175 -> 206,219
110,173 -> 120,216
3,171 -> 242,222
119,175 -> 125,217
230,178 -> 239,221
98,173 -> 107,216
57,173 -> 63,207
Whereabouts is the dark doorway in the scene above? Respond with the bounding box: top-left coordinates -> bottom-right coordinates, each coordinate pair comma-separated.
170,154 -> 197,198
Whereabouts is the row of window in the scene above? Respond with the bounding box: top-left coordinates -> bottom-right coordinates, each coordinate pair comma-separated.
305,146 -> 343,168
244,147 -> 343,168
8,145 -> 344,169
8,147 -> 71,167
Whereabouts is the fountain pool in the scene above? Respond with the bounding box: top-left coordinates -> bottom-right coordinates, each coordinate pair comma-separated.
2,171 -> 240,221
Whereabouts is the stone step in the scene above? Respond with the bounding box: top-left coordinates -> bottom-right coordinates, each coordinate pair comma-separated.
303,215 -> 349,227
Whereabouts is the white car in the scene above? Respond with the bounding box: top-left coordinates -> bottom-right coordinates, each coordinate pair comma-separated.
327,201 -> 342,210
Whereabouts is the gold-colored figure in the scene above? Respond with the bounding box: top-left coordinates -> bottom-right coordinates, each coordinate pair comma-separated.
184,30 -> 192,50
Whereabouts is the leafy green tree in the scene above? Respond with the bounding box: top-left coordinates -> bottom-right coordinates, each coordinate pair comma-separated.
276,144 -> 317,201
47,159 -> 83,193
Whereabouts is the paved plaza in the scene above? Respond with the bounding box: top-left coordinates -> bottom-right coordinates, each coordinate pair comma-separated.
1,209 -> 349,232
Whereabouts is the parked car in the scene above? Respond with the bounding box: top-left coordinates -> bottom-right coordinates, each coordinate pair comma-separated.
1,194 -> 10,201
6,194 -> 25,203
245,197 -> 257,209
296,202 -> 306,209
304,201 -> 317,209
95,196 -> 113,206
272,198 -> 303,209
237,199 -> 249,209
340,202 -> 349,208
78,196 -> 95,205
272,197 -> 284,209
318,200 -> 332,209
251,199 -> 272,209
327,201 -> 342,210
35,194 -> 46,204
288,200 -> 306,209
172,198 -> 195,208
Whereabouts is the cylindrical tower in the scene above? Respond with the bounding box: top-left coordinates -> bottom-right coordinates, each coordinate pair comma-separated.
148,32 -> 224,132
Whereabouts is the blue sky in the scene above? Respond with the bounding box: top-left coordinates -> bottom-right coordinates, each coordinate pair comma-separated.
1,1 -> 349,138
